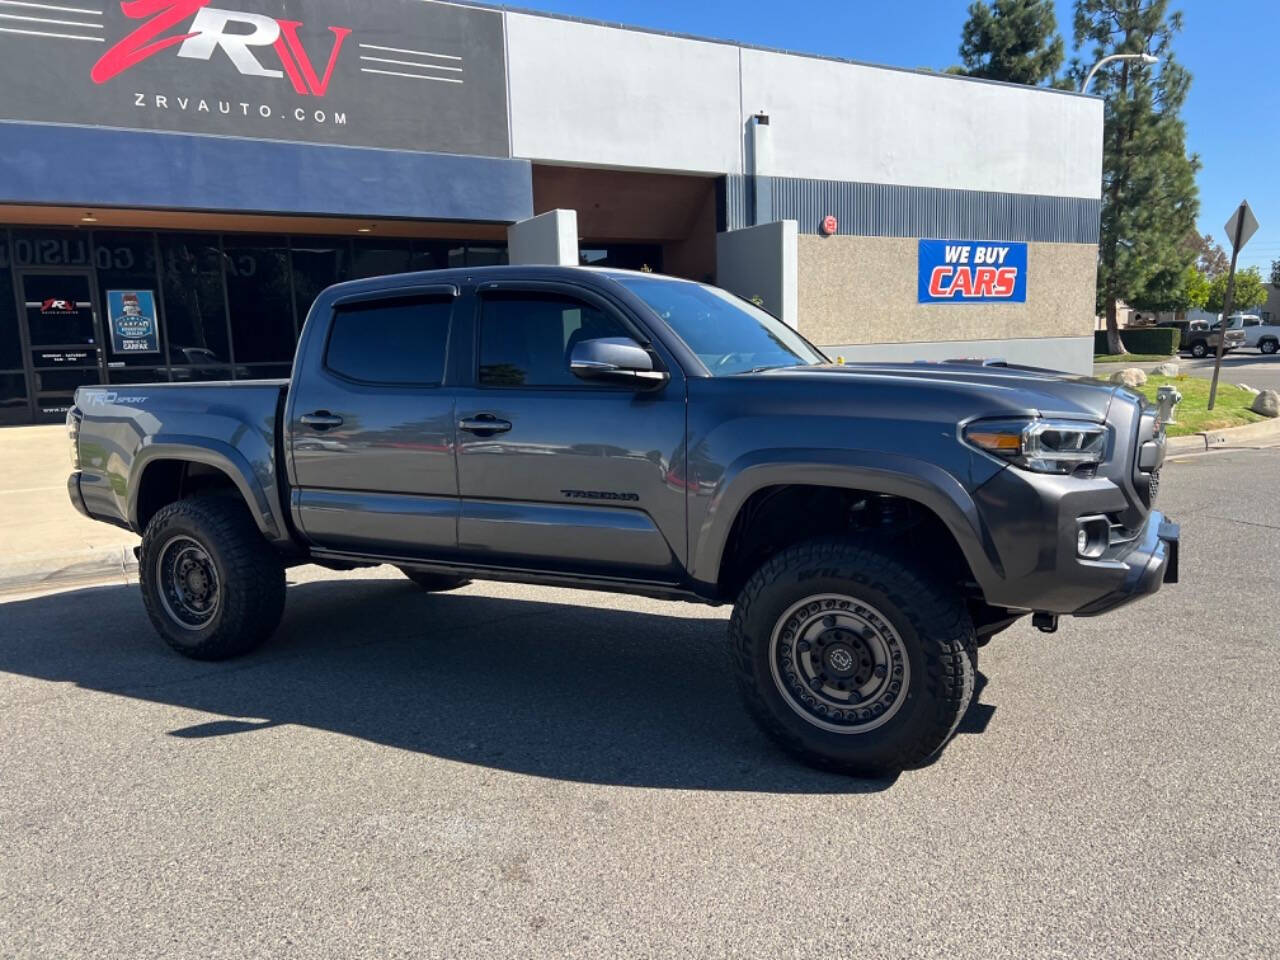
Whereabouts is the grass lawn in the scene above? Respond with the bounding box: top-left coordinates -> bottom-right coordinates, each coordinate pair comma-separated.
1123,374 -> 1264,437
1094,353 -> 1177,363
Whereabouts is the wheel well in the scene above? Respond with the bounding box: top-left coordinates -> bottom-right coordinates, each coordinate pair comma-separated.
135,459 -> 241,531
716,484 -> 979,603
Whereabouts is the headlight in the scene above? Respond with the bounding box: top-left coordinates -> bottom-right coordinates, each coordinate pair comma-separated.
963,418 -> 1107,474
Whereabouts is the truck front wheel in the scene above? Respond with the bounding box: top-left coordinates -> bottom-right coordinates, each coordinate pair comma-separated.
139,497 -> 286,661
729,538 -> 975,777
1190,341 -> 1208,358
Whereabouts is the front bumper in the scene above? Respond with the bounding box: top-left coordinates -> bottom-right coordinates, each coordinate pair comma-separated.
1073,512 -> 1178,616
972,462 -> 1180,616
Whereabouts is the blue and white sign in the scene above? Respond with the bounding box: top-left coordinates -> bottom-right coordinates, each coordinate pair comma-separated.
106,290 -> 159,354
918,239 -> 1027,304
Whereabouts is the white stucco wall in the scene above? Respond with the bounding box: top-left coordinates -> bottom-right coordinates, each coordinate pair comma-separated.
504,13 -> 743,175
503,13 -> 1102,199
737,49 -> 1102,199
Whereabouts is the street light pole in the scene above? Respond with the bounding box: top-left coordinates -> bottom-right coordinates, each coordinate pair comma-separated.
1080,53 -> 1159,93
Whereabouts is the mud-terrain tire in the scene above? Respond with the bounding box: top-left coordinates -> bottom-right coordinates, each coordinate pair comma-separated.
399,568 -> 471,593
729,538 -> 976,777
139,496 -> 286,661
1190,340 -> 1208,358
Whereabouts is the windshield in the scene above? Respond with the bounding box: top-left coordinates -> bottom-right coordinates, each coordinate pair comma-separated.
615,276 -> 826,375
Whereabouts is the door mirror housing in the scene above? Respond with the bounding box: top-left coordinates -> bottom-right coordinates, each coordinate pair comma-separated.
569,337 -> 669,388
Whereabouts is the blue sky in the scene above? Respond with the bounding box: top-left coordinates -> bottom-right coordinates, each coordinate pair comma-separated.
498,0 -> 1279,276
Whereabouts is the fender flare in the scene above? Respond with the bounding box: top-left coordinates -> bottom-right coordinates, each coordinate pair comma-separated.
128,436 -> 285,541
688,447 -> 1005,593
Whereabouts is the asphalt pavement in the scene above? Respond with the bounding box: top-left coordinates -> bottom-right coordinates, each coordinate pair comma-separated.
1097,350 -> 1280,393
2,446 -> 1278,959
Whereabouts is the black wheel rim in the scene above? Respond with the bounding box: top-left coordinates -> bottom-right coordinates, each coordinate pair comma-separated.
769,593 -> 910,734
156,535 -> 220,630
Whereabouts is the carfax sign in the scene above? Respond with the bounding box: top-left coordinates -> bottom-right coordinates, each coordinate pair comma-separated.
106,290 -> 160,354
918,239 -> 1027,304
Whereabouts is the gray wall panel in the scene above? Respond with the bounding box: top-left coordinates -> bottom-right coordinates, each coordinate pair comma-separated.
722,175 -> 1101,245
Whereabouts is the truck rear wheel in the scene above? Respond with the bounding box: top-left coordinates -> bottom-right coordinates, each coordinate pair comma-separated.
1260,338 -> 1278,355
398,568 -> 471,593
139,496 -> 286,661
1190,340 -> 1208,358
729,538 -> 975,777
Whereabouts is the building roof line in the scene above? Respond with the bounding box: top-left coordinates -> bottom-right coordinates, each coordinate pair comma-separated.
424,0 -> 1099,100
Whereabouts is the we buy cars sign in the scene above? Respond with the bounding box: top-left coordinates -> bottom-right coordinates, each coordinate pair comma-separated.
918,239 -> 1027,304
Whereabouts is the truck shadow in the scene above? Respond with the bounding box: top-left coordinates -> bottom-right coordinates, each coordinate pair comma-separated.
0,575 -> 994,793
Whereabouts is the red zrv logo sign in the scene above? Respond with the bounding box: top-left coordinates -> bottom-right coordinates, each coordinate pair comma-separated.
92,1 -> 351,97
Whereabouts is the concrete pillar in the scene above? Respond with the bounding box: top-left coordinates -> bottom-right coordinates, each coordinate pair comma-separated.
507,208 -> 579,266
715,220 -> 798,328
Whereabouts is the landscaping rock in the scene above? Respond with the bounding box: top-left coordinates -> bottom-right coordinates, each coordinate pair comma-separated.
1250,390 -> 1280,418
1109,367 -> 1148,388
1155,362 -> 1180,377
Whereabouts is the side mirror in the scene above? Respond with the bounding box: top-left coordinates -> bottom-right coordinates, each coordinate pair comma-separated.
570,337 -> 669,388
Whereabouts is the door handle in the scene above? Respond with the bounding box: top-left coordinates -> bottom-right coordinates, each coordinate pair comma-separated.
300,411 -> 344,430
459,414 -> 512,436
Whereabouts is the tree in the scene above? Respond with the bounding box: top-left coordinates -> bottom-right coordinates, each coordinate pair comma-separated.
1073,1 -> 1200,355
956,0 -> 1065,84
1271,258 -> 1280,287
1130,263 -> 1207,317
1187,232 -> 1229,277
1207,266 -> 1268,313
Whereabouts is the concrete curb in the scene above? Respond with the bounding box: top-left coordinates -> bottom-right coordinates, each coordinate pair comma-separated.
1166,417 -> 1280,454
0,546 -> 138,598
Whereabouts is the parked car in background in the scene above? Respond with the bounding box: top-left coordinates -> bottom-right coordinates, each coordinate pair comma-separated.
1221,314 -> 1280,355
1157,319 -> 1246,358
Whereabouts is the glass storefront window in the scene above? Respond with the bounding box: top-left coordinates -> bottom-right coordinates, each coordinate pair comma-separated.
2,225 -> 504,418
291,238 -> 350,330
223,236 -> 295,364
160,234 -> 233,382
351,239 -> 412,279
0,232 -> 22,372
95,231 -> 164,372
10,229 -> 93,268
410,240 -> 453,272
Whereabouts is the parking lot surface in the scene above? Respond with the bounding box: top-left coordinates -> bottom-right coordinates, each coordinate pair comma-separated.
2,447 -> 1277,959
1096,352 -> 1280,394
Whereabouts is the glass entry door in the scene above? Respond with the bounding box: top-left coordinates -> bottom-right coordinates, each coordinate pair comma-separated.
18,271 -> 106,419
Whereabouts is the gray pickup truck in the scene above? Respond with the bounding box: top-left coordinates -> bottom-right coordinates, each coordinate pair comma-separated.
68,266 -> 1179,775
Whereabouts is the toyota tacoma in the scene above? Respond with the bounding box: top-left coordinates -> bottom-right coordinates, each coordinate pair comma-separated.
67,266 -> 1179,775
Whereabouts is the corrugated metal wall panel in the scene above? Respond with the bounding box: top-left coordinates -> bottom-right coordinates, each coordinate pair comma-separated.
721,174 -> 1100,244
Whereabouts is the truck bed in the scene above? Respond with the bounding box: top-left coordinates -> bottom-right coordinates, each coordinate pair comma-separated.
70,380 -> 291,541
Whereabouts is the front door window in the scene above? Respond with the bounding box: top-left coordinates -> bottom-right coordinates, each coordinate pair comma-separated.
19,272 -> 104,418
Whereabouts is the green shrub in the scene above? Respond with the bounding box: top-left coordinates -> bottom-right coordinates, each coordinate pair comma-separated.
1094,327 -> 1180,356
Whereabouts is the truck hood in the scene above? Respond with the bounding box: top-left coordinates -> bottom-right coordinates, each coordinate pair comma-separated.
752,361 -> 1121,421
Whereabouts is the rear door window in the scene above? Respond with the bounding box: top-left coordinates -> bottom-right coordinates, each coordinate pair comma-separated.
325,295 -> 452,385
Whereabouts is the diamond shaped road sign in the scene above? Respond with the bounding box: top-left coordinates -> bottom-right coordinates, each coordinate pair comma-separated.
1224,201 -> 1259,251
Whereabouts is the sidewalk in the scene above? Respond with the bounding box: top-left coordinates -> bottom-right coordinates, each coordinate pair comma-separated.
0,424 -> 139,595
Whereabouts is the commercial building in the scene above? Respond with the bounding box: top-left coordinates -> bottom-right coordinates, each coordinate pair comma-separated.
0,0 -> 1102,424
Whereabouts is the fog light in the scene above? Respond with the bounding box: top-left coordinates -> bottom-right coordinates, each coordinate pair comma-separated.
1076,515 -> 1110,559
